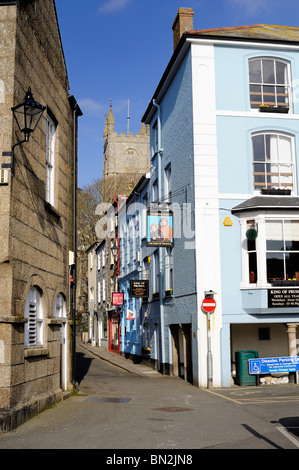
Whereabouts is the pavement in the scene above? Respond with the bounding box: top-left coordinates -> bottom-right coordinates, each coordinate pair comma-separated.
78,341 -> 161,380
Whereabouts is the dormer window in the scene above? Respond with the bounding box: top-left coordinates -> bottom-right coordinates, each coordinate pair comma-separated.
249,58 -> 290,110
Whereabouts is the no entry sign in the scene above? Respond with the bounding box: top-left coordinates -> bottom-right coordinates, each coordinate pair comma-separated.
202,298 -> 216,313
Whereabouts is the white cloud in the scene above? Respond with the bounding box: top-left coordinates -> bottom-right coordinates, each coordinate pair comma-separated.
227,0 -> 271,17
98,0 -> 133,14
79,98 -> 105,116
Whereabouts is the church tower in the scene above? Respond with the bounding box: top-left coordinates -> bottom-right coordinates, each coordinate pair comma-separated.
101,100 -> 150,202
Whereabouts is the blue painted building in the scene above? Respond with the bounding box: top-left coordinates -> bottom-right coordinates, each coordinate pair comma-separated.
119,10 -> 299,387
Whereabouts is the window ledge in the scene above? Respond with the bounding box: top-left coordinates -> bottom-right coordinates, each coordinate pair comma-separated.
261,188 -> 291,196
48,318 -> 64,325
24,347 -> 49,358
45,201 -> 61,218
272,280 -> 299,287
259,106 -> 289,114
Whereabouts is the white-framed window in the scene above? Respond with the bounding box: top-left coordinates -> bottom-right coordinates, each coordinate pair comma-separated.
249,57 -> 291,110
102,278 -> 106,302
164,164 -> 171,203
152,179 -> 158,203
24,287 -> 44,348
98,280 -> 101,304
153,121 -> 158,155
165,247 -> 173,292
252,132 -> 296,192
154,250 -> 159,293
46,114 -> 56,206
266,219 -> 299,282
54,293 -> 66,318
241,215 -> 299,287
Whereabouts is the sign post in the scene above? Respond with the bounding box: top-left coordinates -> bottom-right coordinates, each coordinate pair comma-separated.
202,294 -> 217,389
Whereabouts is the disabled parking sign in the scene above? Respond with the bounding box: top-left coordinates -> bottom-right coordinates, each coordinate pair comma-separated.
249,356 -> 299,375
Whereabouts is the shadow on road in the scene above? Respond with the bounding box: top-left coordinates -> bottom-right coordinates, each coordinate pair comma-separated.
278,417 -> 299,438
75,351 -> 94,385
242,424 -> 283,449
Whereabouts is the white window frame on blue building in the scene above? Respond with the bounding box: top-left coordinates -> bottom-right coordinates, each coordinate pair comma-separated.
240,213 -> 299,289
249,57 -> 292,111
252,131 -> 296,194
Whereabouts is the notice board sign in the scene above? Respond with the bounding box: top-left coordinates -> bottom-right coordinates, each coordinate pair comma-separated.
130,280 -> 149,298
249,356 -> 299,375
268,289 -> 299,308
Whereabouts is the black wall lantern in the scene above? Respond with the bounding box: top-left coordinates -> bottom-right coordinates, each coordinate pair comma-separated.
12,87 -> 46,143
3,87 -> 46,174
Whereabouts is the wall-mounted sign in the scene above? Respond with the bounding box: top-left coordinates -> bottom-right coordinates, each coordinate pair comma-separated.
130,280 -> 149,298
112,292 -> 124,306
146,206 -> 174,247
249,356 -> 299,374
268,289 -> 299,308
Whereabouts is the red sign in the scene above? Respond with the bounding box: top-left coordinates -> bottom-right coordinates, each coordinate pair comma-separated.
112,292 -> 124,306
202,298 -> 216,313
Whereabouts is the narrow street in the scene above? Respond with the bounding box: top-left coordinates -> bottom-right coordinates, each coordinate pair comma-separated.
1,342 -> 299,452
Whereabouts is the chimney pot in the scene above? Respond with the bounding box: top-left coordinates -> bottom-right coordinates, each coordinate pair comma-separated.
172,7 -> 194,50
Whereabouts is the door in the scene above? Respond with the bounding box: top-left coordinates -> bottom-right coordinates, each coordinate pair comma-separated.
171,324 -> 193,384
109,313 -> 120,354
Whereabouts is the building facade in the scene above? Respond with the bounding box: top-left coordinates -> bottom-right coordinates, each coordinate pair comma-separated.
0,0 -> 81,430
118,9 -> 299,388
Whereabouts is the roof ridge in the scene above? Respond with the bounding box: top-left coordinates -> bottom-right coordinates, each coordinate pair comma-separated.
188,23 -> 299,34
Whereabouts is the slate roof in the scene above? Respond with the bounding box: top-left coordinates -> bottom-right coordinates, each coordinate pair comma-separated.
187,24 -> 299,43
232,196 -> 299,214
143,22 -> 299,123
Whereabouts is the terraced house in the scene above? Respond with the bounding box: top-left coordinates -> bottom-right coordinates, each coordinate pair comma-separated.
0,0 -> 82,431
118,9 -> 299,388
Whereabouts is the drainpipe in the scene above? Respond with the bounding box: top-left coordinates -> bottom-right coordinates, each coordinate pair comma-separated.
153,100 -> 166,373
69,96 -> 83,387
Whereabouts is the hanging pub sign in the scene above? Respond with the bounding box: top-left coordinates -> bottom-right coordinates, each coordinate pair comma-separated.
126,308 -> 135,321
146,204 -> 174,248
130,280 -> 149,298
112,292 -> 124,306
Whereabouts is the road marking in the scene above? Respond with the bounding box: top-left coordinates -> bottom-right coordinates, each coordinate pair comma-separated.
203,388 -> 299,405
202,388 -> 243,404
276,426 -> 299,448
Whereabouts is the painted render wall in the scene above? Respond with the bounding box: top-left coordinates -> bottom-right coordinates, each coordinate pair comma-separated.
213,42 -> 299,385
151,49 -> 198,378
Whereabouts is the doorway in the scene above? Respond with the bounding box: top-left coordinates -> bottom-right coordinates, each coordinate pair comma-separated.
171,324 -> 193,384
109,313 -> 120,354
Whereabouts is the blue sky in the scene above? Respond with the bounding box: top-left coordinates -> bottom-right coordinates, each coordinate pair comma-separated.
55,0 -> 299,189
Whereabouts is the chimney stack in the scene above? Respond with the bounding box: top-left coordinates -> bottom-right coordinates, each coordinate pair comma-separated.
172,8 -> 194,50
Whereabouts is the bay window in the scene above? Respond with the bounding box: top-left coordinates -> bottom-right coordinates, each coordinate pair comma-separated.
266,220 -> 299,282
241,216 -> 299,287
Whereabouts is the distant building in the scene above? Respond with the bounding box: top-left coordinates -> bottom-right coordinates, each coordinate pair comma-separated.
0,0 -> 81,432
101,101 -> 150,202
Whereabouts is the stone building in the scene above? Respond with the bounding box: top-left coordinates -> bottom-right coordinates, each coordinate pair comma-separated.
0,0 -> 82,431
101,101 -> 150,202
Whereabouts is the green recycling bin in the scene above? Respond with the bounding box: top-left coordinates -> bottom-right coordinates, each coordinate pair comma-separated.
235,350 -> 258,386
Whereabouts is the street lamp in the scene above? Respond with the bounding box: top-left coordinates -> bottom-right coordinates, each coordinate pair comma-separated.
111,245 -> 118,259
12,87 -> 46,143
